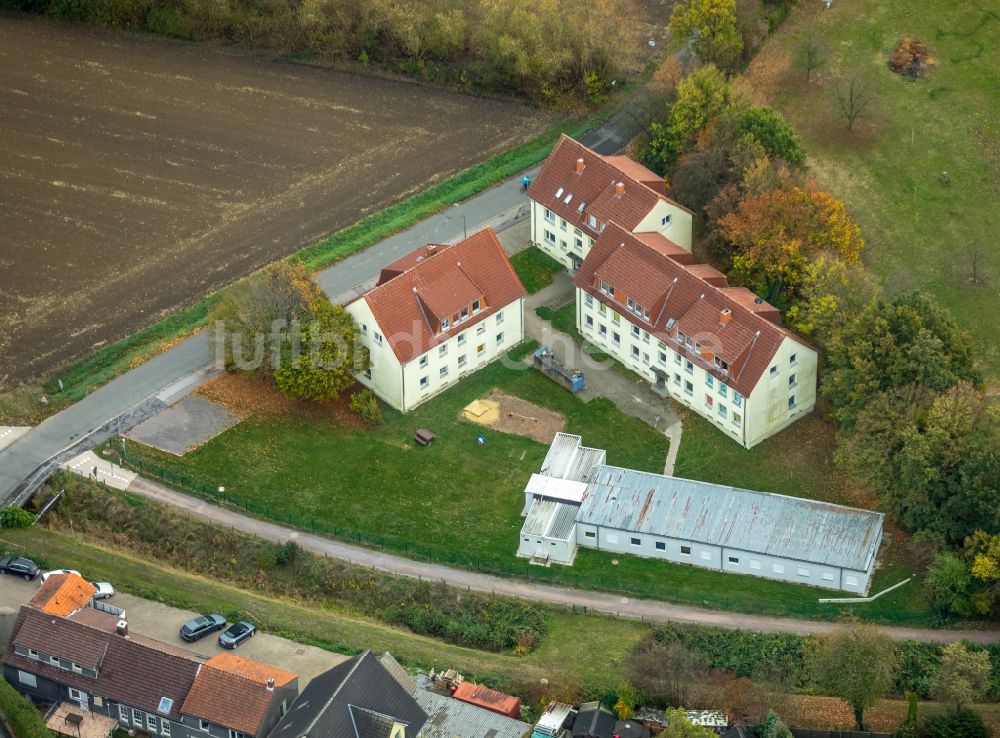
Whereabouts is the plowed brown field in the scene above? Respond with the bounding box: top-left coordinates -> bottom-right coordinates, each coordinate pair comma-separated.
0,13 -> 547,388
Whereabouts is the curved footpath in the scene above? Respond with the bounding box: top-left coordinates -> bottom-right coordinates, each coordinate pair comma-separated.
126,475 -> 998,645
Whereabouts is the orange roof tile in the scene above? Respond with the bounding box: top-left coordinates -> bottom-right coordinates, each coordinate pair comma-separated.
574,222 -> 804,396
30,574 -> 95,617
354,228 -> 526,364
183,655 -> 298,736
452,681 -> 520,719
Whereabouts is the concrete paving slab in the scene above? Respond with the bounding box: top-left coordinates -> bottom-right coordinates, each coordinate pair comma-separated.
126,395 -> 239,455
0,427 -> 30,452
63,450 -> 137,490
0,574 -> 346,686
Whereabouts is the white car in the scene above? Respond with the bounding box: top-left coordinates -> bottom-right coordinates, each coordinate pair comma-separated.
92,582 -> 115,600
39,569 -> 81,584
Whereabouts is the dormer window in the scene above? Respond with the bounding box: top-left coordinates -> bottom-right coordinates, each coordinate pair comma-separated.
459,306 -> 470,322
599,280 -> 615,297
587,214 -> 597,229
472,299 -> 481,315
676,330 -> 686,344
713,356 -> 729,373
441,318 -> 450,332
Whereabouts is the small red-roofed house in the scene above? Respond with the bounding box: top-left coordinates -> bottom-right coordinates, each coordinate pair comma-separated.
528,135 -> 693,270
345,228 -> 526,412
450,681 -> 521,720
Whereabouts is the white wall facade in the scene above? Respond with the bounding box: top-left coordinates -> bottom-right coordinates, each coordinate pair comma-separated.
634,199 -> 693,251
574,522 -> 878,594
574,288 -> 816,448
347,298 -> 525,413
517,525 -> 577,564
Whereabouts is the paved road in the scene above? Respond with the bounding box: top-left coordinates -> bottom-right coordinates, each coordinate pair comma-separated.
0,114 -> 638,502
123,475 -> 999,644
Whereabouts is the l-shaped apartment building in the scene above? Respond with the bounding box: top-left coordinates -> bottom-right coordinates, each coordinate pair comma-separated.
529,135 -> 817,447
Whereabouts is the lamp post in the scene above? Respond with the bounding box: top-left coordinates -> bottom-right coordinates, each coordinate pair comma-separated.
453,203 -> 467,239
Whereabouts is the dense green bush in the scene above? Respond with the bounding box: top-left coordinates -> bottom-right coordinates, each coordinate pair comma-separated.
0,678 -> 54,738
0,507 -> 35,529
921,708 -> 991,738
48,474 -> 549,653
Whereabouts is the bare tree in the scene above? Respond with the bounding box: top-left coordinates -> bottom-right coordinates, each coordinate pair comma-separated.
626,641 -> 706,707
796,33 -> 825,82
837,75 -> 874,131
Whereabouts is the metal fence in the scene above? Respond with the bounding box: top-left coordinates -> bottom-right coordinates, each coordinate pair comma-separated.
117,448 -> 928,626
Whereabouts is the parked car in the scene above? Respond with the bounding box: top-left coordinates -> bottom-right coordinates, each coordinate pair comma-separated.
0,557 -> 41,581
92,582 -> 115,599
218,621 -> 256,649
179,614 -> 226,642
39,569 -> 81,584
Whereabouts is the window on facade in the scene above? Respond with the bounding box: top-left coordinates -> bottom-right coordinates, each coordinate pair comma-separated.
457,334 -> 466,347
457,355 -> 467,368
585,316 -> 594,328
199,720 -> 210,732
661,214 -> 672,227
599,301 -> 607,315
611,312 -> 620,325
770,365 -> 778,378
584,293 -> 594,307
544,230 -> 556,244
162,721 -> 172,737
674,373 -> 681,385
789,353 -> 798,366
544,208 -> 555,223
695,341 -> 702,354
685,381 -> 693,395
574,237 -> 583,251
719,404 -> 728,418
772,564 -> 785,574
674,352 -> 681,366
719,383 -> 728,398
631,324 -> 640,338
612,332 -> 621,346
477,343 -> 485,355
714,355 -> 729,372
631,346 -> 640,359
788,373 -> 796,388
685,360 -> 694,374
728,556 -> 739,564
706,374 -> 714,388
653,541 -> 665,551
821,572 -> 835,582
118,705 -> 129,722
658,351 -> 667,365
438,344 -> 447,358
360,323 -> 367,335
419,355 -> 428,368
560,218 -> 567,231
440,318 -> 450,332
797,567 -> 810,577
439,366 -> 448,378
363,367 -> 372,380
496,332 -> 504,345
419,376 -> 429,389
642,328 -> 650,341
133,710 -> 143,727
476,323 -> 486,335
733,391 -> 742,407
788,395 -> 796,409
584,531 -> 596,539
373,332 -> 383,346
680,546 -> 691,555
147,716 -> 158,732
18,671 -> 37,688
705,395 -> 714,408
631,537 -> 641,546
598,324 -> 607,337
560,240 -> 567,251
496,311 -> 504,324
732,412 -> 741,425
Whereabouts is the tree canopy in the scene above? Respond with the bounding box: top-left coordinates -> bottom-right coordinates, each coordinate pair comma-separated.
656,709 -> 718,738
669,0 -> 742,70
931,642 -> 992,712
812,623 -> 898,730
737,106 -> 805,165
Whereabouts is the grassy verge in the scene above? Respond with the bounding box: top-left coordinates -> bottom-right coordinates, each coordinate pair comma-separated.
117,347 -> 939,625
736,0 -> 1000,379
0,525 -> 648,697
0,108 -> 611,426
510,247 -> 566,294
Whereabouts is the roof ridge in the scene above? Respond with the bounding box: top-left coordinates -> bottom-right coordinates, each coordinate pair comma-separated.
303,650 -> 370,736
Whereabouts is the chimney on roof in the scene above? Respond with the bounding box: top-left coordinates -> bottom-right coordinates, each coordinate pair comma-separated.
116,620 -> 128,636
426,244 -> 436,256
267,678 -> 275,692
615,181 -> 624,197
575,158 -> 585,174
720,307 -> 732,325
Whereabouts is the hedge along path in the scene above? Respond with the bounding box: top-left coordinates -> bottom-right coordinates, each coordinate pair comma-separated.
123,471 -> 1000,645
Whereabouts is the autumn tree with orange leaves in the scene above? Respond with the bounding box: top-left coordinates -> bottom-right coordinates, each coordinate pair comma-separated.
717,186 -> 864,316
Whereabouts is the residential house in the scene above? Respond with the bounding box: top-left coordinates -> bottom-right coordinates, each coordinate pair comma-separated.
518,434 -> 885,594
528,135 -> 693,270
345,228 -> 526,412
3,574 -> 298,738
409,672 -> 529,738
574,223 -> 818,447
268,650 -> 427,738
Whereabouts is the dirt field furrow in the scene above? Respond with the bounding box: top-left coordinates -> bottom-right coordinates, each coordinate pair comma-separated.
0,12 -> 548,388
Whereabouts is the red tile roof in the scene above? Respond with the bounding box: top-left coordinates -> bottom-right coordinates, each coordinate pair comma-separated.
183,655 -> 297,736
377,244 -> 449,286
530,135 -> 690,240
632,231 -> 695,264
451,681 -> 520,719
574,222 -> 803,396
30,574 -> 95,617
354,228 -> 526,364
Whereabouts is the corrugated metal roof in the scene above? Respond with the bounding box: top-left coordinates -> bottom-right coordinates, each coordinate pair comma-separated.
522,498 -> 579,540
539,433 -> 606,482
525,474 -> 587,503
579,466 -> 883,571
413,682 -> 530,738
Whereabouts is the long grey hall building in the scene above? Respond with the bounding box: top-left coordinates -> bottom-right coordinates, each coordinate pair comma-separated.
518,434 -> 884,594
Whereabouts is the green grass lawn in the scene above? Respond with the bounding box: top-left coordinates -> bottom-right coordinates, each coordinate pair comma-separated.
510,247 -> 565,294
739,0 -> 1000,380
